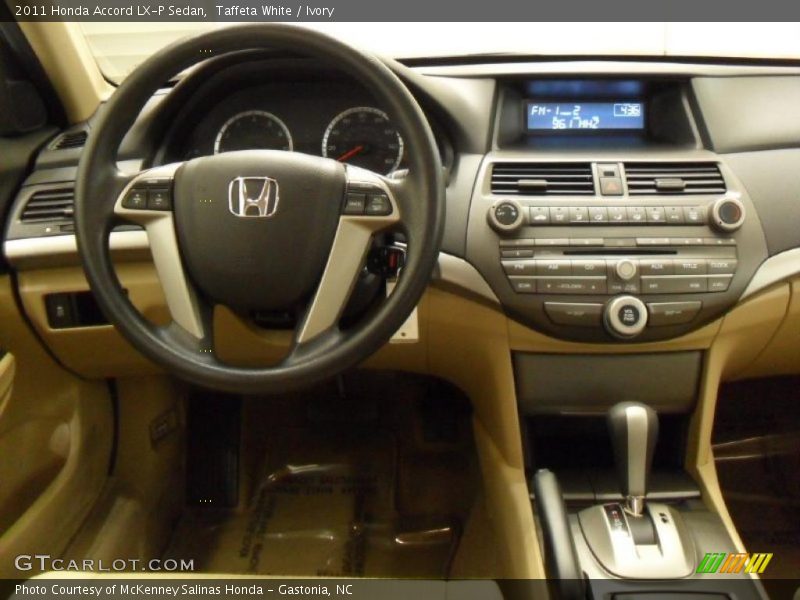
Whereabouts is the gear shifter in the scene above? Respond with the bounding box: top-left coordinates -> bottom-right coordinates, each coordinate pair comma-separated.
608,402 -> 659,517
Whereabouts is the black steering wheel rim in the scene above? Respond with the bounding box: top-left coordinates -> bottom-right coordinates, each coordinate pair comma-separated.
75,24 -> 444,394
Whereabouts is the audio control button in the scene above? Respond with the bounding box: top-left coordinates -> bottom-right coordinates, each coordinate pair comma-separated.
708,259 -> 738,274
538,278 -> 607,294
508,277 -> 537,293
502,260 -> 536,275
500,249 -> 534,258
573,260 -> 605,275
604,295 -> 648,338
674,259 -> 707,275
640,259 -> 673,275
537,260 -> 572,276
647,301 -> 702,326
641,276 -> 708,294
708,275 -> 733,292
614,259 -> 638,281
545,302 -> 604,326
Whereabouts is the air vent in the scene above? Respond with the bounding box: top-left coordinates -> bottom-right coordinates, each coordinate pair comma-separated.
49,130 -> 87,150
624,162 -> 725,195
21,188 -> 74,222
491,162 -> 594,195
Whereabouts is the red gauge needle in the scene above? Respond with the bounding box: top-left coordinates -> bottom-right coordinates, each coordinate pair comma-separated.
336,145 -> 364,162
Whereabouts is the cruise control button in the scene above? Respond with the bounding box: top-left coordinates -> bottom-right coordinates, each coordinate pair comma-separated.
508,277 -> 537,293
708,259 -> 738,274
501,260 -> 536,275
545,302 -> 603,326
708,275 -> 733,292
122,188 -> 147,210
640,258 -> 674,275
674,259 -> 707,275
147,189 -> 172,211
365,194 -> 392,215
343,192 -> 366,215
647,301 -> 702,326
536,260 -> 572,276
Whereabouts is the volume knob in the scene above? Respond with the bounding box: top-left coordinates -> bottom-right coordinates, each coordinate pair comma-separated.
711,197 -> 745,232
605,296 -> 648,339
488,200 -> 524,233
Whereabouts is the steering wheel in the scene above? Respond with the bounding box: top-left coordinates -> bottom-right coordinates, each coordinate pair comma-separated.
75,24 -> 444,394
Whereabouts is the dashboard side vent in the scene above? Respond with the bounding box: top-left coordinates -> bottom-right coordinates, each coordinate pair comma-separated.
491,162 -> 595,195
49,129 -> 88,150
21,188 -> 75,222
624,162 -> 725,195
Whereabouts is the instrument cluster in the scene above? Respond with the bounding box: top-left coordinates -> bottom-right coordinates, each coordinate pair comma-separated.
180,80 -> 406,175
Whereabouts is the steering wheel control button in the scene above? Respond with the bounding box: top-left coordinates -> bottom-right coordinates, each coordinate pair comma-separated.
147,189 -> 172,211
122,189 -> 148,210
711,197 -> 746,232
343,192 -> 366,215
365,193 -> 392,216
545,302 -> 603,326
489,200 -> 524,232
647,301 -> 702,326
605,295 -> 648,338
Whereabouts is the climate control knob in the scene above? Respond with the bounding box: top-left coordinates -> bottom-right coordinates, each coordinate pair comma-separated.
604,295 -> 648,339
615,259 -> 638,281
710,197 -> 746,232
488,199 -> 524,233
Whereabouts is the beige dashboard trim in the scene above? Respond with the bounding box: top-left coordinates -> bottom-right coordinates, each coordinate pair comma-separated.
740,247 -> 800,300
418,60 -> 800,78
4,231 -> 150,269
18,22 -> 113,123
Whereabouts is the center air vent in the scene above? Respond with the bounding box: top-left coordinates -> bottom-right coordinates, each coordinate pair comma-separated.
624,162 -> 725,195
21,187 -> 75,222
491,162 -> 594,195
49,129 -> 88,150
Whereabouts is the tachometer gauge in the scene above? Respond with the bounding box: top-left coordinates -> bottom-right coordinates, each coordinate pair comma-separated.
214,110 -> 293,154
322,107 -> 403,175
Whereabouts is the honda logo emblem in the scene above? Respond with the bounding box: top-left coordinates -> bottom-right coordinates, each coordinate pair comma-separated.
228,176 -> 279,218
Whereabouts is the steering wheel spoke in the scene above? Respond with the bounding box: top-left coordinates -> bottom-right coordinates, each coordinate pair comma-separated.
293,166 -> 400,345
114,163 -> 209,341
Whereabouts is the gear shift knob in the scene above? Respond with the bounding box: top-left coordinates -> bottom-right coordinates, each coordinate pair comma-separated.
608,402 -> 659,517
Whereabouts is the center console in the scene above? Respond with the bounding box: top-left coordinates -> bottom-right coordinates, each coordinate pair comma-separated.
466,78 -> 769,343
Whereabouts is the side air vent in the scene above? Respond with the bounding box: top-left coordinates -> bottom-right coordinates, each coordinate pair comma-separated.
624,162 -> 726,195
491,162 -> 595,195
21,188 -> 75,222
49,129 -> 88,150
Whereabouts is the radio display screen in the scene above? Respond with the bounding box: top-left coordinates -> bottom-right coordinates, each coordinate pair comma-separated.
526,101 -> 645,131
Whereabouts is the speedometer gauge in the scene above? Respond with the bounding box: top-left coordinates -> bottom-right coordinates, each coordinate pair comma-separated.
214,110 -> 293,154
322,107 -> 403,175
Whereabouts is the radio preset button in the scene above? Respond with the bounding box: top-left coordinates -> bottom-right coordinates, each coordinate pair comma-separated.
500,249 -> 534,259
